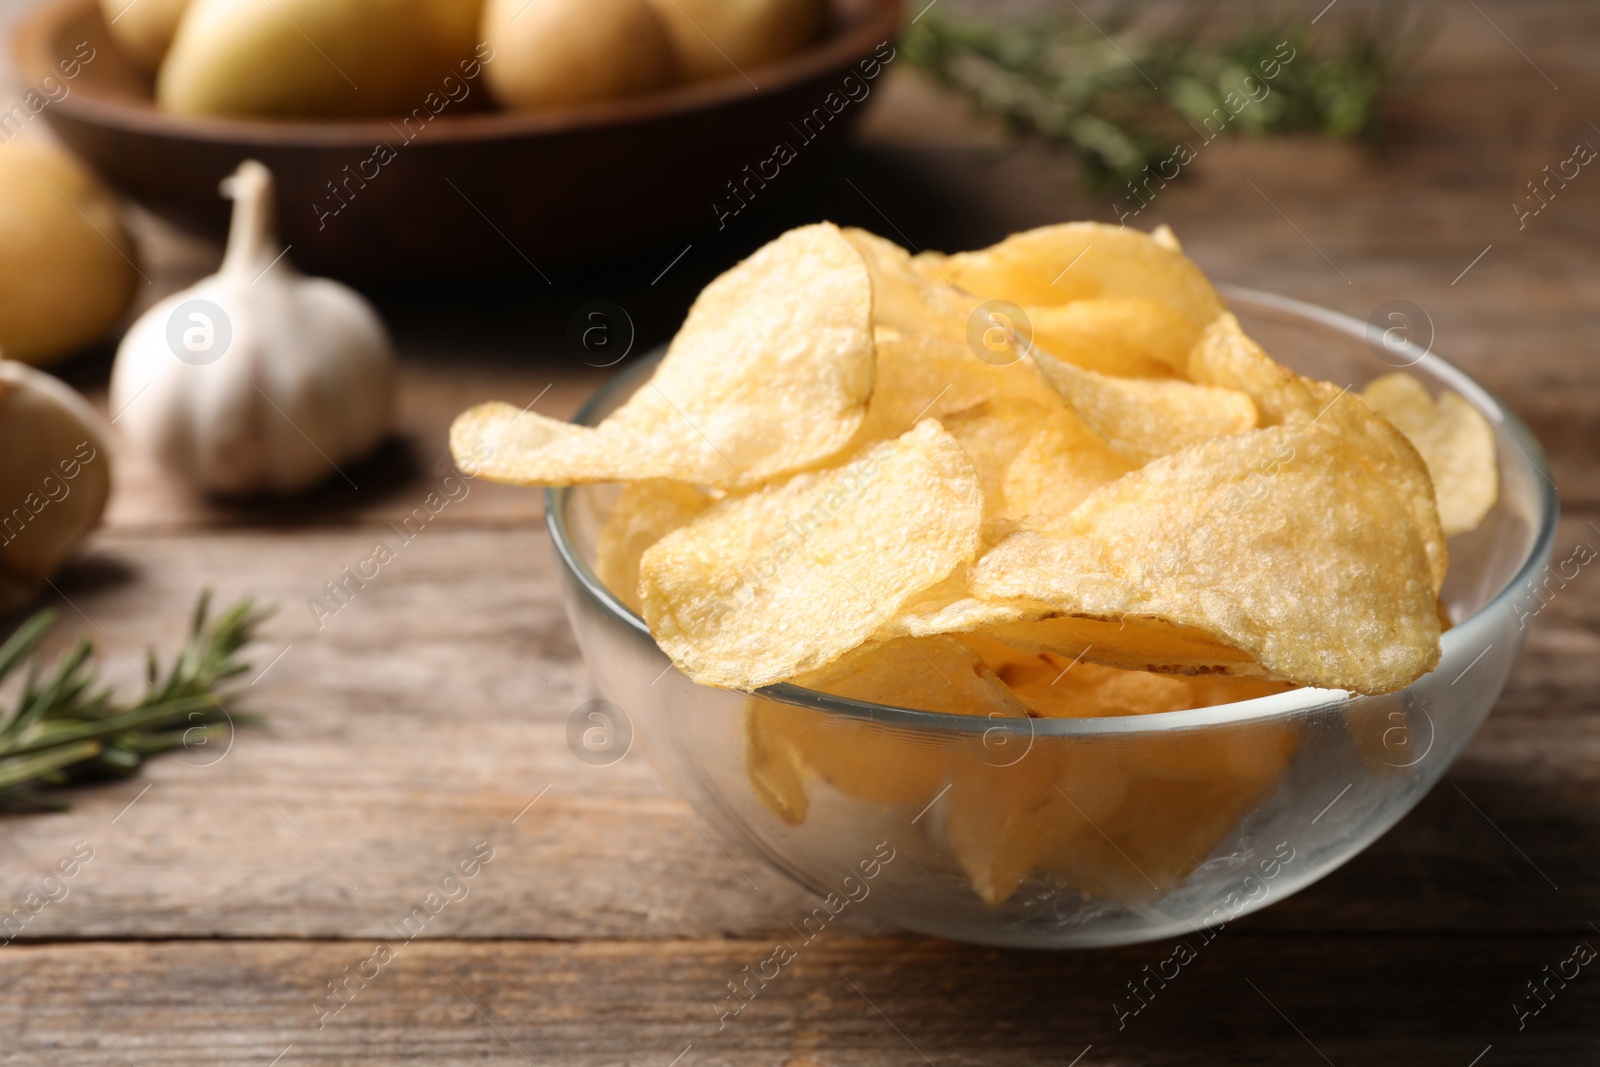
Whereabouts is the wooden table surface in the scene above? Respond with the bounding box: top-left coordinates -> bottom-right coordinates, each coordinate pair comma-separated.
3,1 -> 1598,1064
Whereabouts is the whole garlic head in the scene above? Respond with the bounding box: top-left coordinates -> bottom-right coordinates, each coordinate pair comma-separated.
0,361 -> 112,610
110,160 -> 395,495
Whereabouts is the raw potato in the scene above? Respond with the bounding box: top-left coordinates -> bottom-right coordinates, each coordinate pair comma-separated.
638,420 -> 983,689
0,140 -> 136,367
1361,372 -> 1498,536
646,0 -> 826,83
482,0 -> 677,110
100,0 -> 192,72
452,223 -> 873,489
0,362 -> 112,610
158,0 -> 483,118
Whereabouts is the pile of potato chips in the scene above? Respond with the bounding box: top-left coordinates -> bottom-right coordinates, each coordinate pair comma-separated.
452,219 -> 1498,906
452,220 -> 1497,699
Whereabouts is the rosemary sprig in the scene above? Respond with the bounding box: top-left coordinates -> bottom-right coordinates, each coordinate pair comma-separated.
903,4 -> 1435,189
0,593 -> 271,810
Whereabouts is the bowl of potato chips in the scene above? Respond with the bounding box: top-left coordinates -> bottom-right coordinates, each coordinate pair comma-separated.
454,221 -> 1556,947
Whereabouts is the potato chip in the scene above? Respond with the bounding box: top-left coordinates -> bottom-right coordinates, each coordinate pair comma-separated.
1027,349 -> 1257,465
794,635 -> 1029,716
1002,414 -> 1136,519
854,329 -> 1066,447
1189,314 -> 1448,591
946,744 -> 1087,905
746,636 -> 1015,823
842,227 -> 972,340
639,420 -> 983,689
972,422 -> 1443,693
449,223 -> 873,488
1361,372 -> 1498,536
941,400 -> 1060,519
1026,298 -> 1197,378
927,222 -> 1226,328
745,694 -> 952,822
594,480 -> 714,614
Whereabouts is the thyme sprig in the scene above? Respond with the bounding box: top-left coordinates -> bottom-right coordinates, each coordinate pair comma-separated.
0,593 -> 270,810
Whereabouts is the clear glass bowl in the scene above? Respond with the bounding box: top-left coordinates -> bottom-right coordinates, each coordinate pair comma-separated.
547,286 -> 1557,948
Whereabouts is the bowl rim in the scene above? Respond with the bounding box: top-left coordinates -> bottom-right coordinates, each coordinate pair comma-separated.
546,283 -> 1559,737
12,0 -> 904,145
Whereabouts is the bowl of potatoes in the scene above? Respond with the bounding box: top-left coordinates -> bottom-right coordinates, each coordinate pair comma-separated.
11,0 -> 901,278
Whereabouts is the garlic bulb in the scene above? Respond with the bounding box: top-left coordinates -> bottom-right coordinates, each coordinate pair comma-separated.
0,361 -> 112,610
110,160 -> 395,495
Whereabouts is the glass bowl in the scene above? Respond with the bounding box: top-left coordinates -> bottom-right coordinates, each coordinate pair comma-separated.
546,286 -> 1557,948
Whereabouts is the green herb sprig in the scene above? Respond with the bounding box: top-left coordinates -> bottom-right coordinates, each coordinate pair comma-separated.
903,4 -> 1435,189
0,594 -> 270,810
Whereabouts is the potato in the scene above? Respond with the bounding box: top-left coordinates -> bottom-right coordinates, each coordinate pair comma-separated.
645,0 -> 826,84
99,0 -> 192,73
0,140 -> 136,367
158,0 -> 483,118
483,0 -> 677,110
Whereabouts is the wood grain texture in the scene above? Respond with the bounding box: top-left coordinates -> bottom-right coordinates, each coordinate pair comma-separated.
1,0 -> 1598,1063
3,937 -> 1599,1066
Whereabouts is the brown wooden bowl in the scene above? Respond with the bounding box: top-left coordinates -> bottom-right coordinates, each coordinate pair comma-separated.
12,0 -> 902,280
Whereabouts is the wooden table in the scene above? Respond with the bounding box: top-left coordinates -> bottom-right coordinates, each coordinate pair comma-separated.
3,2 -> 1598,1063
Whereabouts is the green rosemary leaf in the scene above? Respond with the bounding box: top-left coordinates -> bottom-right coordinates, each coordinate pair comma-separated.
0,593 -> 271,810
0,740 -> 103,791
904,3 -> 1435,189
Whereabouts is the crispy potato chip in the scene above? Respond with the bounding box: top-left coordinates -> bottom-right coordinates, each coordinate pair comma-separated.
984,614 -> 1265,677
942,400 -> 1060,519
449,223 -> 873,488
1189,314 -> 1448,590
1026,298 -> 1197,378
745,695 -> 951,822
927,222 -> 1225,328
842,227 -> 972,340
855,329 -> 1066,446
594,480 -> 714,613
1027,350 -> 1257,465
639,420 -> 983,689
1002,414 -> 1137,519
794,635 -> 1028,716
746,636 -> 1015,823
1361,372 -> 1498,536
1149,223 -> 1182,251
972,422 -> 1443,693
946,745 -> 1087,906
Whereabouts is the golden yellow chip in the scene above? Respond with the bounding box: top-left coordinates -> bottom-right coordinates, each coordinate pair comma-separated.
1027,350 -> 1257,465
794,634 -> 1028,715
449,223 -> 873,488
854,328 -> 1066,446
1026,298 -> 1197,378
1361,372 -> 1498,536
1002,415 -> 1136,519
746,635 -> 1012,823
941,400 -> 1059,519
842,227 -> 972,340
972,422 -> 1443,693
1189,314 -> 1448,591
639,420 -> 983,689
927,222 -> 1226,328
594,480 -> 714,614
